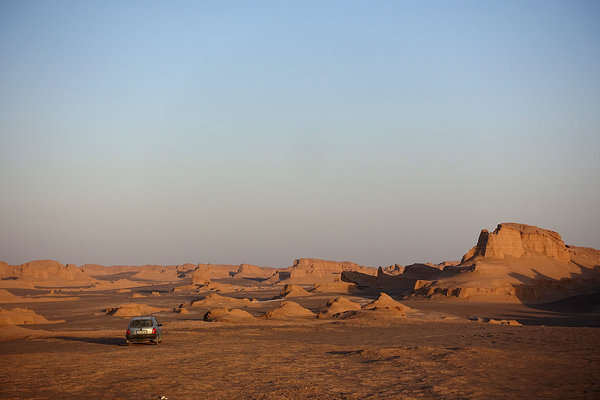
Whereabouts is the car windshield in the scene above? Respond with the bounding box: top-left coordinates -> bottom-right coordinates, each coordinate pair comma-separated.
130,319 -> 153,328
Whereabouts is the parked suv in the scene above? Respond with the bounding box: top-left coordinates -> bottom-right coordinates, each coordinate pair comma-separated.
126,317 -> 162,345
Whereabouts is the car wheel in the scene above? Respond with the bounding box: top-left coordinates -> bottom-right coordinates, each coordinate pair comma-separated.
126,340 -> 130,346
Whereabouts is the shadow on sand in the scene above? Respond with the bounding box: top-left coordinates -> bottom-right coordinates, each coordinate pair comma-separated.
504,263 -> 600,326
54,336 -> 129,346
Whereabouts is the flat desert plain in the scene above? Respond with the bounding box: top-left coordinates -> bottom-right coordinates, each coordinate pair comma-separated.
1,282 -> 599,400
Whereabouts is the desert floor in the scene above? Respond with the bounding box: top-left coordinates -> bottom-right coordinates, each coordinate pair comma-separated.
1,282 -> 599,400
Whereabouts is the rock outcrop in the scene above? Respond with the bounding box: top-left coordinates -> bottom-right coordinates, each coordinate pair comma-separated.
275,284 -> 312,299
362,293 -> 410,314
342,269 -> 421,291
0,260 -> 94,287
263,301 -> 315,319
274,258 -> 377,284
382,264 -> 404,275
461,223 -> 571,263
233,264 -> 275,279
203,308 -> 255,322
129,266 -> 181,282
192,267 -> 211,285
401,264 -> 444,280
340,223 -> 599,304
415,223 -> 600,303
195,264 -> 240,279
318,296 -> 362,317
332,293 -> 410,320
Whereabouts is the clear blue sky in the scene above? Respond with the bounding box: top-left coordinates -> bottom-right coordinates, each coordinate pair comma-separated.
1,1 -> 599,267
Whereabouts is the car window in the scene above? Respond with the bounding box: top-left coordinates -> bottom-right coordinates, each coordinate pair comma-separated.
130,319 -> 153,328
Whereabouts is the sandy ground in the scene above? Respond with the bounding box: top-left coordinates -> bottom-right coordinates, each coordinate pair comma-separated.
1,282 -> 599,399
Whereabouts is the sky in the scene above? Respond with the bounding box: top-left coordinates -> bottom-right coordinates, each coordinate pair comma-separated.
1,1 -> 599,268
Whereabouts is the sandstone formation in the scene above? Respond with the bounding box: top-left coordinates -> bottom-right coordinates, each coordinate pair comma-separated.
332,293 -> 410,320
275,284 -> 312,299
263,301 -> 315,319
401,264 -> 443,280
382,264 -> 404,275
191,267 -> 211,285
195,264 -> 240,279
342,269 -> 421,291
318,296 -> 362,317
339,223 -> 599,304
203,308 -> 255,322
233,264 -> 275,280
81,263 -> 197,279
414,223 -> 600,303
362,293 -> 410,314
0,260 -> 94,288
130,266 -> 181,282
273,258 -> 377,284
461,223 -> 571,263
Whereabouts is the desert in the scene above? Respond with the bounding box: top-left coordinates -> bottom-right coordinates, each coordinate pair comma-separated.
1,223 -> 599,399
2,3 -> 599,398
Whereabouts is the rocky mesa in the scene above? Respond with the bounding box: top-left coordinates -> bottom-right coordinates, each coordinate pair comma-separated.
342,223 -> 600,304
461,223 -> 571,264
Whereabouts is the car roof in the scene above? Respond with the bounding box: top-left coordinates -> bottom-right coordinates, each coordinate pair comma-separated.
129,316 -> 155,320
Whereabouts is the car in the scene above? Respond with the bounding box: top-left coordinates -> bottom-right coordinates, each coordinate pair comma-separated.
125,316 -> 162,345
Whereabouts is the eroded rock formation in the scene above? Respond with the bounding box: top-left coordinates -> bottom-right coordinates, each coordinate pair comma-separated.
0,260 -> 94,287
233,264 -> 275,279
461,223 -> 571,263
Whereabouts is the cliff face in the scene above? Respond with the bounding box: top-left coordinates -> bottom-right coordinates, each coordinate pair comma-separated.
461,223 -> 571,264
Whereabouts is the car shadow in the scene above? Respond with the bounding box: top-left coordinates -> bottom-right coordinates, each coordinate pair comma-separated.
54,336 -> 129,346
